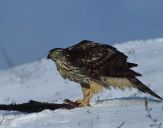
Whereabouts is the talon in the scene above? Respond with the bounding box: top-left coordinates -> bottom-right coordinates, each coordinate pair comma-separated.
64,99 -> 80,107
75,99 -> 90,107
64,99 -> 90,107
75,99 -> 82,104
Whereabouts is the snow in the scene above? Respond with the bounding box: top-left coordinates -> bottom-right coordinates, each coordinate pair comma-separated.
0,38 -> 163,128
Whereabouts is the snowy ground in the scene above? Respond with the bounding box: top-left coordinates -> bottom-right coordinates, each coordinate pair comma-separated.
0,38 -> 163,128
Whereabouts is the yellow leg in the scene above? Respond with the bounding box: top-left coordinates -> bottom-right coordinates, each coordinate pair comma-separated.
75,81 -> 103,107
76,83 -> 93,107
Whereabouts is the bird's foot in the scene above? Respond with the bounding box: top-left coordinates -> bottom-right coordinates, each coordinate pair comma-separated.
64,99 -> 80,107
64,99 -> 90,107
75,99 -> 90,107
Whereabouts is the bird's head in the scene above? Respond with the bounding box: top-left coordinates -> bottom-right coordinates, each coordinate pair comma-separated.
47,48 -> 65,61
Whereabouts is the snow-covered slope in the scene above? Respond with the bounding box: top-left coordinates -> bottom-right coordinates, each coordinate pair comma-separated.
0,38 -> 163,128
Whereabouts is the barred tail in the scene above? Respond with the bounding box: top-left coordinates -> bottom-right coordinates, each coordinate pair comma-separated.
129,77 -> 163,100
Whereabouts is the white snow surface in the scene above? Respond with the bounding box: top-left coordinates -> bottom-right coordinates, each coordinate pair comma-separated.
0,38 -> 163,128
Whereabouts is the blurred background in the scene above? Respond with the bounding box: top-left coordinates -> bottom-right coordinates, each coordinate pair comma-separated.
0,0 -> 163,69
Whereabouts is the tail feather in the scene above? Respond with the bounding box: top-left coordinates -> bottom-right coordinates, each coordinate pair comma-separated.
129,77 -> 163,100
127,62 -> 138,68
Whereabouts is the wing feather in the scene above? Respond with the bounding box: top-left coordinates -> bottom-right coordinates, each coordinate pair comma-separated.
65,40 -> 141,80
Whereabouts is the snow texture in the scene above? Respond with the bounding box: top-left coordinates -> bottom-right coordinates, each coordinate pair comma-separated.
0,38 -> 163,128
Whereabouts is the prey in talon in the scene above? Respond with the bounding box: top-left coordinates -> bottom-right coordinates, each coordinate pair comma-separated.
48,40 -> 163,107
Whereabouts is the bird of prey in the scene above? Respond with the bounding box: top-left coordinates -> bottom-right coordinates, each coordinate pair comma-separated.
47,40 -> 162,106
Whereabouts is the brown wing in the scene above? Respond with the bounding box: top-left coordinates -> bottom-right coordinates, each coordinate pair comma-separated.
65,40 -> 141,80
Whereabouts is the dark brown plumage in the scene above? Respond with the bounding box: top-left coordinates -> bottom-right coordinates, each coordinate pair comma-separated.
65,40 -> 141,79
48,40 -> 162,106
